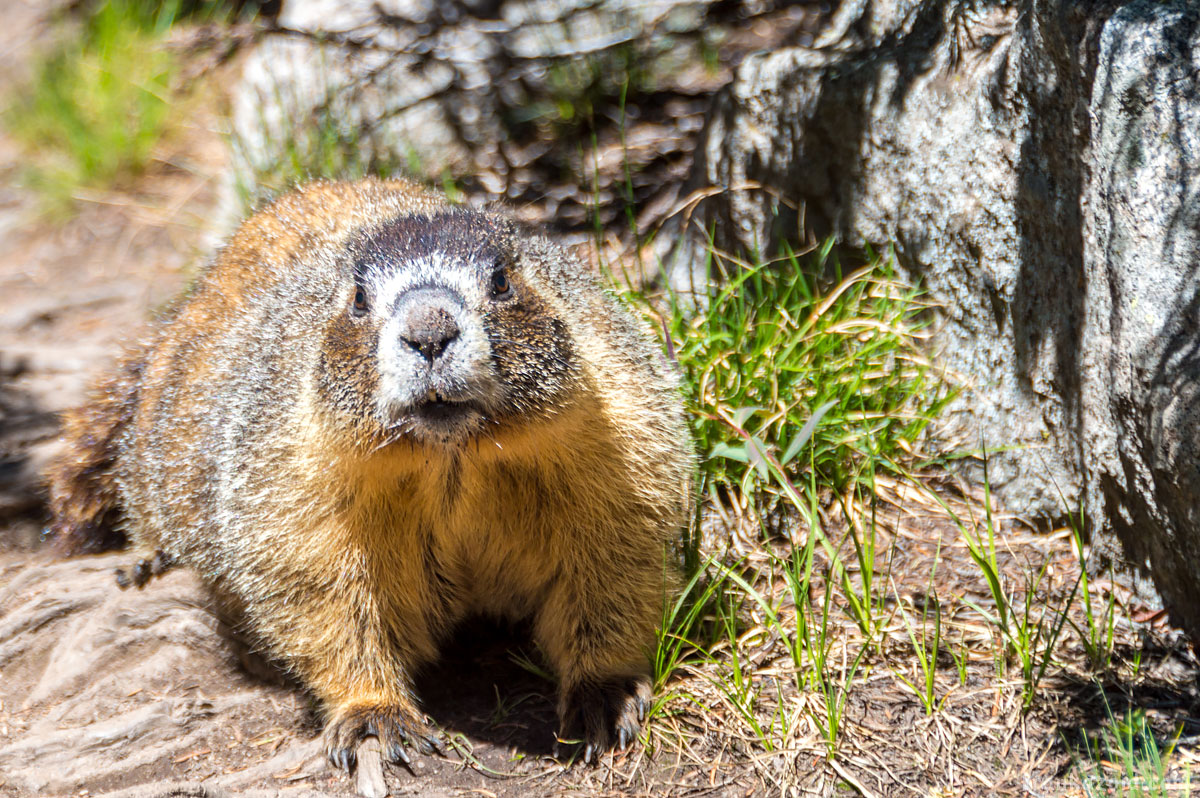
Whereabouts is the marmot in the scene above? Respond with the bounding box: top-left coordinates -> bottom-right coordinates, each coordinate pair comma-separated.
45,178 -> 693,770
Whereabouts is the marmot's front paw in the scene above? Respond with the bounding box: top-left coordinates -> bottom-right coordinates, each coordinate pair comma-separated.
558,675 -> 652,764
114,549 -> 173,589
324,702 -> 446,772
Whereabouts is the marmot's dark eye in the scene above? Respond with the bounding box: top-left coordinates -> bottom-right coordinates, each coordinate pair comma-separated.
352,286 -> 368,315
491,269 -> 513,299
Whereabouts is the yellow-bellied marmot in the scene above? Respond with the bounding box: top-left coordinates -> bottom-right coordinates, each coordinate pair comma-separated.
45,178 -> 694,770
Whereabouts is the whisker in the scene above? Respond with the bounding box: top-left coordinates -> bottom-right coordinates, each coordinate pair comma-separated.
476,416 -> 504,450
370,427 -> 410,453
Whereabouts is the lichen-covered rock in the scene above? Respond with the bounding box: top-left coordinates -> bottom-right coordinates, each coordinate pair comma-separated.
672,0 -> 1200,638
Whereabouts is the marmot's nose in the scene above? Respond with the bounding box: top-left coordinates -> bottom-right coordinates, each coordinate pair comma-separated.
400,305 -> 460,362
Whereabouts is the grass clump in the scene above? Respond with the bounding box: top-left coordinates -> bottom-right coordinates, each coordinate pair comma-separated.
633,240 -> 950,761
654,238 -> 947,522
627,241 -> 1164,790
1075,704 -> 1189,797
3,0 -> 217,213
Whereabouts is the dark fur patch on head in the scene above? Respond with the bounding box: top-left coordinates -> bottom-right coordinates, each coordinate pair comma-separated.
350,209 -> 511,281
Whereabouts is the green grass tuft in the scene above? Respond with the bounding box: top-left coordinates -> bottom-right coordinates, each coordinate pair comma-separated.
629,239 -> 952,758
4,1 -> 236,215
640,238 -> 949,526
1075,703 -> 1189,797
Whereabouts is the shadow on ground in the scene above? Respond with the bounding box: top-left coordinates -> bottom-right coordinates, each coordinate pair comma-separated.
418,618 -> 561,760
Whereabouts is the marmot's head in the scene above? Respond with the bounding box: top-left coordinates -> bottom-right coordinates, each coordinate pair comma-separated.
317,208 -> 579,447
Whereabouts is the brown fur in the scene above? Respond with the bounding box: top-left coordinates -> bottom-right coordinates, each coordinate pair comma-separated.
46,347 -> 145,555
45,178 -> 693,770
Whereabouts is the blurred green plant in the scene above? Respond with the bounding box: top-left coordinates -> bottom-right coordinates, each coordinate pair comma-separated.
229,79 -> 416,215
1075,702 -> 1189,797
4,0 -> 229,214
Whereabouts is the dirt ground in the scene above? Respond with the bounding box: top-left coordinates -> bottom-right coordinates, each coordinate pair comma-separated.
0,550 -> 708,798
4,5 -> 1200,798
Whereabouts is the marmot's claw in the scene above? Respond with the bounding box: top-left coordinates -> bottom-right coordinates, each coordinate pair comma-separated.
331,746 -> 355,773
324,703 -> 442,773
114,550 -> 175,590
558,674 -> 651,766
383,739 -> 411,765
149,549 -> 173,576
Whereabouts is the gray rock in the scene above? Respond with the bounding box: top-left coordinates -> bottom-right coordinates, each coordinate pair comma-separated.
1081,2 -> 1200,635
671,0 -> 1103,514
672,0 -> 1200,637
227,0 -> 715,222
229,0 -> 478,219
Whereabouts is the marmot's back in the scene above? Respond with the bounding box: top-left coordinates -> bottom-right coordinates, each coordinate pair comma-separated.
47,177 -> 694,771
